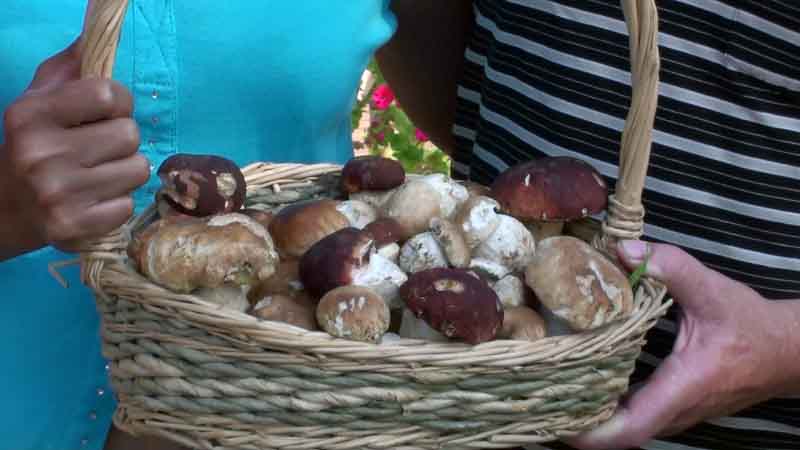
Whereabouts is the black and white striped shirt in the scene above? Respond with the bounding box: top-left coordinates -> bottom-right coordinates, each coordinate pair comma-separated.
451,1 -> 800,449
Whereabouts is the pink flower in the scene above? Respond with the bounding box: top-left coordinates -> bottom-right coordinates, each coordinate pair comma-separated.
372,83 -> 395,110
415,128 -> 429,142
374,132 -> 385,143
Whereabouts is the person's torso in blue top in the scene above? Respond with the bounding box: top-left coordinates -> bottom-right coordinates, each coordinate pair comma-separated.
0,2 -> 396,448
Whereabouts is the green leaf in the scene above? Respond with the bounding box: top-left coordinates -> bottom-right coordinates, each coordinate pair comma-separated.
628,256 -> 649,289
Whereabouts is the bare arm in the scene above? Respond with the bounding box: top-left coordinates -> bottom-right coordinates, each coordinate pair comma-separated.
376,1 -> 474,154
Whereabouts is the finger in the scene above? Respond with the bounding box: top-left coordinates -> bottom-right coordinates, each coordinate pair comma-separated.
68,117 -> 141,168
566,356 -> 695,450
616,240 -> 723,315
47,196 -> 133,244
27,38 -> 82,92
23,78 -> 133,128
75,153 -> 151,204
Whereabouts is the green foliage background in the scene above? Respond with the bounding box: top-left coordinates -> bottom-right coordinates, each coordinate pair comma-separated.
351,61 -> 451,176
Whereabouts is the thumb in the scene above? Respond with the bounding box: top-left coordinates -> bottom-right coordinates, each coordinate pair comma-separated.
27,37 -> 83,92
616,240 -> 720,315
565,356 -> 695,449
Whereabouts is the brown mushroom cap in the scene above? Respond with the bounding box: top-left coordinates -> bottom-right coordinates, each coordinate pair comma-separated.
298,227 -> 374,299
497,306 -> 547,341
157,154 -> 246,217
525,236 -> 633,331
129,213 -> 278,293
363,218 -> 406,248
250,292 -> 318,331
341,155 -> 406,194
490,156 -> 608,222
400,268 -> 503,344
268,199 -> 351,258
247,259 -> 301,301
241,208 -> 275,229
316,285 -> 391,343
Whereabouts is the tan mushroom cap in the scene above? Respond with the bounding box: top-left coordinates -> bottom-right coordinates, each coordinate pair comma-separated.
251,292 -> 318,331
525,236 -> 633,331
316,286 -> 391,343
490,156 -> 608,223
497,306 -> 547,341
268,199 -> 350,258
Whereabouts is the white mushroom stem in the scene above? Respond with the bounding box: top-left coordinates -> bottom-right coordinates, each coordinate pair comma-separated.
430,217 -> 471,269
377,242 -> 400,263
351,252 -> 408,309
398,232 -> 449,274
473,214 -> 536,273
492,275 -> 526,309
397,308 -> 449,342
417,173 -> 469,218
454,196 -> 500,249
336,200 -> 378,229
468,257 -> 511,282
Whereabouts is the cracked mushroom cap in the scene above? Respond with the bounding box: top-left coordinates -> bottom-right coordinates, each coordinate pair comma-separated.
341,155 -> 405,194
490,156 -> 608,222
316,285 -> 391,343
525,236 -> 633,331
400,268 -> 503,344
157,154 -> 246,217
268,199 -> 351,258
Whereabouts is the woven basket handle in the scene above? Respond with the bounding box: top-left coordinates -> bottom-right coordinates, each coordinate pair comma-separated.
595,1 -> 661,257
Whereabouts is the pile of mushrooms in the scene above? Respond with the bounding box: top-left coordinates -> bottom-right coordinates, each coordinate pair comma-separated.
127,153 -> 636,346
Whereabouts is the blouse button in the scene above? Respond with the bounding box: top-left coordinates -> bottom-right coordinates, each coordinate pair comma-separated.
80,438 -> 89,447
97,388 -> 106,397
89,411 -> 98,421
151,116 -> 160,125
152,89 -> 159,100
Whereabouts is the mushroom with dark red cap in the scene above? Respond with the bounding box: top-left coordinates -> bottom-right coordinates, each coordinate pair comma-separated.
316,285 -> 391,343
268,199 -> 351,258
490,156 -> 608,241
157,154 -> 247,217
363,218 -> 406,262
400,268 -> 503,344
299,228 -> 407,308
341,155 -> 405,194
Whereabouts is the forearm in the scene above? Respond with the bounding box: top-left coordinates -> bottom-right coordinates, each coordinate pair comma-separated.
770,298 -> 800,395
377,1 -> 474,154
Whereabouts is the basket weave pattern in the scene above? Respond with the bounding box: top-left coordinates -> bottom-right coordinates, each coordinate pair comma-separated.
77,1 -> 671,449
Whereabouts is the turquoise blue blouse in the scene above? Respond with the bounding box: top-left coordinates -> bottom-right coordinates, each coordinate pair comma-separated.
0,2 -> 396,449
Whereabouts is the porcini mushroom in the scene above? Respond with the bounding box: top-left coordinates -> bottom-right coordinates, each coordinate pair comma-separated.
453,195 -> 501,249
416,173 -> 469,218
363,218 -> 406,263
250,292 -> 318,331
157,154 -> 247,217
380,180 -> 442,240
128,213 -> 279,293
336,200 -> 378,229
299,228 -> 407,308
316,286 -> 391,343
429,217 -> 470,268
497,306 -> 547,341
398,232 -> 448,274
341,155 -> 405,194
247,259 -> 302,299
525,236 -> 633,331
492,274 -> 527,309
194,284 -> 250,313
400,268 -> 503,344
397,307 -> 448,342
268,199 -> 350,258
473,214 -> 536,273
490,156 -> 608,241
241,208 -> 275,229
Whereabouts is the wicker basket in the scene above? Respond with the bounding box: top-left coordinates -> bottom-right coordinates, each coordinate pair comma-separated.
76,1 -> 671,449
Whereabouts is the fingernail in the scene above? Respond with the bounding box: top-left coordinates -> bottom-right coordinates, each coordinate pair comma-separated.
619,240 -> 648,264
